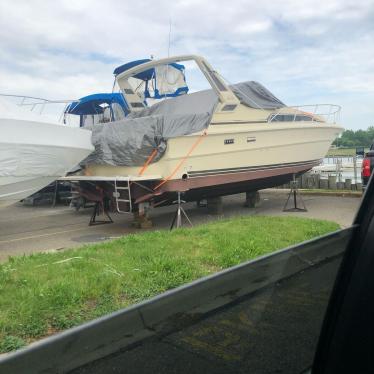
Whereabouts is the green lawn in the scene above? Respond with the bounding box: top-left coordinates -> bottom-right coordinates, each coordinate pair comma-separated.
300,189 -> 362,196
0,216 -> 339,352
327,147 -> 368,157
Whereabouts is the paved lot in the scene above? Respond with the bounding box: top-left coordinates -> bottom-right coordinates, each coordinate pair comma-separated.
72,255 -> 341,374
0,190 -> 361,262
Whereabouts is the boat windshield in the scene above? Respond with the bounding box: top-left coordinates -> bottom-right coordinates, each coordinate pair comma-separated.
113,59 -> 189,106
130,64 -> 188,101
73,102 -> 126,127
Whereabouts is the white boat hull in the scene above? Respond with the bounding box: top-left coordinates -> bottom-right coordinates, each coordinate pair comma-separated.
86,122 -> 342,181
0,176 -> 56,207
78,121 -> 342,205
0,118 -> 93,206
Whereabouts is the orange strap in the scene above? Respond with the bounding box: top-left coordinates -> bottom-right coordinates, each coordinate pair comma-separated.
138,148 -> 158,176
153,130 -> 207,191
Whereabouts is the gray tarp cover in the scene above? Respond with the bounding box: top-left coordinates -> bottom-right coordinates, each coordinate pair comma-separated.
83,81 -> 284,167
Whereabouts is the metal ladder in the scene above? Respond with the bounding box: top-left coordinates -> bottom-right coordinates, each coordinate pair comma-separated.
114,178 -> 132,213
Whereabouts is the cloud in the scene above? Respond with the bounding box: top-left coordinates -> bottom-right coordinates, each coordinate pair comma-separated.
0,0 -> 373,129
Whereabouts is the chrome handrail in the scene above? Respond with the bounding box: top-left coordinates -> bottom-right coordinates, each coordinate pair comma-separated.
268,104 -> 341,124
0,93 -> 76,122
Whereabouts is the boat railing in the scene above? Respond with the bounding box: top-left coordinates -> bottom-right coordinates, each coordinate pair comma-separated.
0,94 -> 75,123
268,104 -> 341,124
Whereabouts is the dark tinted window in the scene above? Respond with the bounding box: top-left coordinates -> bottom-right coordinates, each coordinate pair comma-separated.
270,114 -> 315,122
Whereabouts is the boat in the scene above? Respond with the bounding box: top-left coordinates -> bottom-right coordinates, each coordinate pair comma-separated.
312,160 -> 363,173
0,97 -> 94,207
62,55 -> 343,215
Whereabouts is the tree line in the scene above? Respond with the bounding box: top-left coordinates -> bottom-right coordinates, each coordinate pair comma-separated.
333,126 -> 374,147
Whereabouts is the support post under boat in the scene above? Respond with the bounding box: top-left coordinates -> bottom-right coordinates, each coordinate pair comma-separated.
283,174 -> 307,212
89,201 -> 113,226
170,192 -> 193,230
132,202 -> 153,229
244,191 -> 261,208
207,196 -> 223,215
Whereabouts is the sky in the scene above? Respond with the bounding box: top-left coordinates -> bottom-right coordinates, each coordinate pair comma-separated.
0,0 -> 373,130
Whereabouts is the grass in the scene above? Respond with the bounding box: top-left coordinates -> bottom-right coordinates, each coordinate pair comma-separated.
0,216 -> 340,353
327,147 -> 368,157
300,189 -> 362,195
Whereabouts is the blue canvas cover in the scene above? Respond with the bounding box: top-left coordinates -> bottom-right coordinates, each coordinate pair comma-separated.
66,93 -> 129,116
113,59 -> 185,79
113,60 -> 189,99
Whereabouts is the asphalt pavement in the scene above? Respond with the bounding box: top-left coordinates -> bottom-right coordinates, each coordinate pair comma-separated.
0,189 -> 360,262
70,255 -> 340,374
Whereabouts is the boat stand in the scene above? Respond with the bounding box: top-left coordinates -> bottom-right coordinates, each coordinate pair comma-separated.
52,180 -> 59,208
283,175 -> 307,212
89,201 -> 113,226
170,192 -> 193,230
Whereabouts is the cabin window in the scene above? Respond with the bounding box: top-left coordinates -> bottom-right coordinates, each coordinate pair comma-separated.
269,114 -> 316,122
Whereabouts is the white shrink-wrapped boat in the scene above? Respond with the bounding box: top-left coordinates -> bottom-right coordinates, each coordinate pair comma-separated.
0,98 -> 94,207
